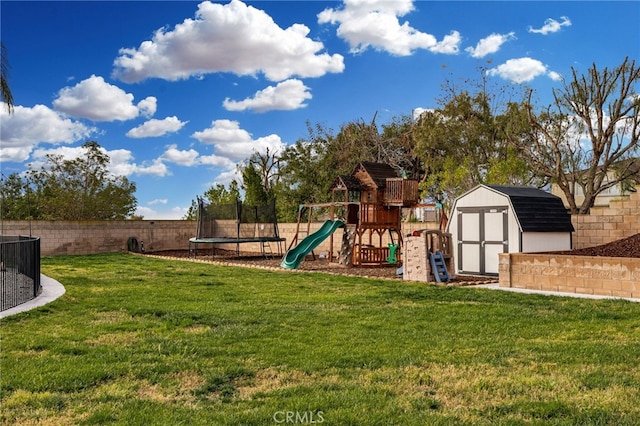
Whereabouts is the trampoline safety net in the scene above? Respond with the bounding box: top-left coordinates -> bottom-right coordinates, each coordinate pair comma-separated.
195,197 -> 280,239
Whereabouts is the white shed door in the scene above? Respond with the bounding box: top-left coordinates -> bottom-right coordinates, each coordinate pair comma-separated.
460,212 -> 480,273
458,207 -> 508,275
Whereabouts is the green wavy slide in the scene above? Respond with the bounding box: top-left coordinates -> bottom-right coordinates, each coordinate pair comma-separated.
280,219 -> 344,269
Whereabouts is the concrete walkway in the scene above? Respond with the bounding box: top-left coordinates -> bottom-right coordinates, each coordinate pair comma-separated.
0,275 -> 66,319
475,283 -> 640,302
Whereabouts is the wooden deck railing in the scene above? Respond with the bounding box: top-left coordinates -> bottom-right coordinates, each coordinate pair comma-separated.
384,178 -> 419,206
359,203 -> 400,227
355,246 -> 392,266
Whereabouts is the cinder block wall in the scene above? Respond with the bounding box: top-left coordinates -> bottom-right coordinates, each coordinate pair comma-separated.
572,189 -> 640,249
1,220 -> 195,255
499,252 -> 640,299
497,190 -> 639,299
1,220 -> 440,257
4,186 -> 639,258
3,187 -> 637,257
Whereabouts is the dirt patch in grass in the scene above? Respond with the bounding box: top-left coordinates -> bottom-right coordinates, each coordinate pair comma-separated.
90,310 -> 135,325
87,331 -> 139,347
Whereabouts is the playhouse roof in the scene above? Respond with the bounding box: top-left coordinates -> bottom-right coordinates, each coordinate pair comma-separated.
332,175 -> 364,191
484,185 -> 575,232
353,162 -> 399,188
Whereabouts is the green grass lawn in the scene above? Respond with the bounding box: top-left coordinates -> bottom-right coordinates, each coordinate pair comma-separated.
1,253 -> 639,425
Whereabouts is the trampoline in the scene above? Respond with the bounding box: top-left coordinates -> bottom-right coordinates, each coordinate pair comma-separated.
189,198 -> 285,258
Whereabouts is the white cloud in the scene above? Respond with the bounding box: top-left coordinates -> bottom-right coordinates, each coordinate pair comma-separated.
161,144 -> 199,166
29,145 -> 135,177
148,199 -> 168,205
105,149 -> 139,177
548,71 -> 562,81
28,146 -> 87,171
429,31 -> 462,55
528,16 -> 572,35
192,119 -> 285,161
214,168 -> 243,186
223,79 -> 312,112
126,116 -> 187,138
53,75 -> 157,121
411,107 -> 435,121
0,103 -> 96,162
137,97 -> 158,118
135,205 -> 189,220
487,57 -> 557,83
465,32 -> 516,58
112,0 -> 344,83
199,154 -> 236,169
134,206 -> 157,218
28,143 -> 173,178
23,138 -> 170,177
132,158 -> 168,176
318,0 -> 460,56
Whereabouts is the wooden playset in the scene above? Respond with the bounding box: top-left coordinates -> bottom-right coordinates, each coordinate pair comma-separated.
288,162 -> 424,267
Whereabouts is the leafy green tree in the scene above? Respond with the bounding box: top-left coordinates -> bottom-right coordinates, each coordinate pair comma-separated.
26,141 -> 137,219
183,201 -> 199,221
520,57 -> 640,214
184,180 -> 241,220
378,114 -> 423,179
203,180 -> 240,205
323,113 -> 421,179
275,116 -> 422,220
328,116 -> 380,170
413,78 -> 537,203
276,122 -> 337,221
238,148 -> 280,207
0,173 -> 36,219
242,163 -> 269,206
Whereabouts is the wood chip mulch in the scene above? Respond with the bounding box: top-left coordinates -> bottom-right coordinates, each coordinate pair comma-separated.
145,234 -> 639,285
552,233 -> 640,258
144,250 -> 496,286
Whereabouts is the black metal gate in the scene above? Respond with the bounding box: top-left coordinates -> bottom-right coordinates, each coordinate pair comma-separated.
1,236 -> 41,311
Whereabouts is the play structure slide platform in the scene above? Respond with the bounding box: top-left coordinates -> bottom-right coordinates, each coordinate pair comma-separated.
281,220 -> 344,269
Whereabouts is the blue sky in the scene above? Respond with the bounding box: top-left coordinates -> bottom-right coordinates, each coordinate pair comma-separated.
1,0 -> 638,219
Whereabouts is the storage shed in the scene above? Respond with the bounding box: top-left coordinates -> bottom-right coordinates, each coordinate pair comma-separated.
447,185 -> 574,276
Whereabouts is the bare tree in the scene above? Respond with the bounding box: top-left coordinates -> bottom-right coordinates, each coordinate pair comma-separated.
332,113 -> 422,179
522,57 -> 640,214
246,147 -> 281,194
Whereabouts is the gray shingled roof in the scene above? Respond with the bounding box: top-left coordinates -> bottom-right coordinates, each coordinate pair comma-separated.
485,185 -> 575,232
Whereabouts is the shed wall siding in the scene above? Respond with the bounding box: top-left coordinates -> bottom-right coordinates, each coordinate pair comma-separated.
448,187 -> 512,258
522,232 -> 572,252
454,187 -> 509,208
507,211 -> 521,253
